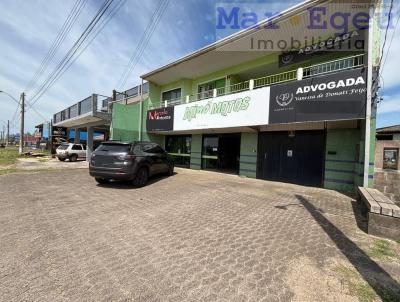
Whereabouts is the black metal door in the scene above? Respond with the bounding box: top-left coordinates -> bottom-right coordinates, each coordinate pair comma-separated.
257,131 -> 325,187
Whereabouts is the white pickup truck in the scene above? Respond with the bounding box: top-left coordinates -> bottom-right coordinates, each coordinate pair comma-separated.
56,143 -> 86,162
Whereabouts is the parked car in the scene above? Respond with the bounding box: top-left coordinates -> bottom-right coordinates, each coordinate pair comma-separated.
89,141 -> 174,187
56,143 -> 86,162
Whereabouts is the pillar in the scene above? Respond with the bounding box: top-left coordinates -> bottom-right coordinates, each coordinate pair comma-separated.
86,126 -> 94,161
74,128 -> 80,143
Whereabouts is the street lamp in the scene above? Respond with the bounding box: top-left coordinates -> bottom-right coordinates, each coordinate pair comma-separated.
0,90 -> 25,154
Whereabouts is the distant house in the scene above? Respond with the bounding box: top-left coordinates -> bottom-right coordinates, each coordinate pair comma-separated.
375,125 -> 400,171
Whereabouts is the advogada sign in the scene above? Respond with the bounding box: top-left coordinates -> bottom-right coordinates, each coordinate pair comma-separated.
269,68 -> 367,124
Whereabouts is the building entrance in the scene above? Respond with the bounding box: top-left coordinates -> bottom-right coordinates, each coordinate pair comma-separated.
257,131 -> 325,187
202,133 -> 241,174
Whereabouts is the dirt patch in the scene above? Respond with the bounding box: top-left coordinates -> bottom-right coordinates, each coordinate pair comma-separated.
284,257 -> 358,302
285,256 -> 400,302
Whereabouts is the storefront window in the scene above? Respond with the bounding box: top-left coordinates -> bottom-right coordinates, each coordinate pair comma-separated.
165,135 -> 191,168
383,148 -> 399,170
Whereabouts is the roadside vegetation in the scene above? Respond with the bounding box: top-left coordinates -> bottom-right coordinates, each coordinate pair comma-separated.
0,146 -> 54,175
0,146 -> 23,165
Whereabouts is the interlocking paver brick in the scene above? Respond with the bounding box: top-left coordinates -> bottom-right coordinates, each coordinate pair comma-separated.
0,168 -> 399,301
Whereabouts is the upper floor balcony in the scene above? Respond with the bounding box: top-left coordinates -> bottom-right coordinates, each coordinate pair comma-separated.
53,94 -> 111,128
156,54 -> 366,109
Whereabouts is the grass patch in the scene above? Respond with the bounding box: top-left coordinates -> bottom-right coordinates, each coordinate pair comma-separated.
366,240 -> 397,260
335,265 -> 400,302
0,147 -> 23,165
349,282 -> 376,302
0,168 -> 18,175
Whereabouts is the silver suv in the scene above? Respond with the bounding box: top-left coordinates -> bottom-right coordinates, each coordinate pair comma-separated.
56,143 -> 86,162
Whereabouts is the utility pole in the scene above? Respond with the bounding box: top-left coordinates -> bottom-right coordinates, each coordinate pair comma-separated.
19,92 -> 25,154
6,120 -> 9,146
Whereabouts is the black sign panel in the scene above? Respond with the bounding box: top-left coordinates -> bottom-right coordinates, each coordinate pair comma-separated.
279,30 -> 366,67
269,68 -> 367,124
146,107 -> 174,131
52,127 -> 67,137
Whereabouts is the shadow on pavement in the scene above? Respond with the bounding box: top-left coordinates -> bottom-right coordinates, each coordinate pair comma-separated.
295,194 -> 400,301
94,172 -> 178,189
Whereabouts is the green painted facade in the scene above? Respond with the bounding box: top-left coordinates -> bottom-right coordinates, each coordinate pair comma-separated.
324,128 -> 361,192
110,21 -> 378,193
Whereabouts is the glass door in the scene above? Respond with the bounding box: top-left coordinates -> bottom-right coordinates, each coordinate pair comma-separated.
202,135 -> 219,170
202,134 -> 241,174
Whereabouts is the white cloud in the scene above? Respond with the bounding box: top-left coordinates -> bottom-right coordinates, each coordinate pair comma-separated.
377,93 -> 400,114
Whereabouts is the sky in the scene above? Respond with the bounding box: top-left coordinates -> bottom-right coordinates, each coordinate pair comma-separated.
0,0 -> 398,134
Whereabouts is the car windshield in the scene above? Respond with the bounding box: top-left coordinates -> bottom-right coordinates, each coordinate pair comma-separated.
96,143 -> 131,152
58,144 -> 69,150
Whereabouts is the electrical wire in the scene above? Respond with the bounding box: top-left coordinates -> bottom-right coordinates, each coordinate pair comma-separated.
25,0 -> 88,93
26,0 -> 127,127
117,0 -> 169,90
381,9 -> 399,73
379,0 -> 394,67
28,0 -> 115,108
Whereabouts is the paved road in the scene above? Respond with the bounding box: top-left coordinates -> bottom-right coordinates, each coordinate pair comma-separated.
0,168 -> 399,302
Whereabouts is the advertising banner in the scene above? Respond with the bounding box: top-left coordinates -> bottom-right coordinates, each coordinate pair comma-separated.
173,87 -> 270,131
147,107 -> 174,131
269,68 -> 367,124
278,30 -> 366,67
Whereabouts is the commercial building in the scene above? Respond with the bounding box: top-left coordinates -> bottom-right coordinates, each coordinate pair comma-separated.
375,124 -> 400,171
111,0 -> 383,192
374,124 -> 400,203
51,83 -> 148,159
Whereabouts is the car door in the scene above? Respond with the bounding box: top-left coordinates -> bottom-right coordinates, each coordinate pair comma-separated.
151,145 -> 169,173
81,145 -> 87,158
142,143 -> 168,175
71,144 -> 83,158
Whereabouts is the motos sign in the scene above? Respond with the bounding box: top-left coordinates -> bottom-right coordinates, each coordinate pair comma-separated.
174,87 -> 270,131
269,68 -> 367,124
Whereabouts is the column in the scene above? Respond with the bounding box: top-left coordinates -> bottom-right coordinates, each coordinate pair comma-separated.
86,126 -> 94,161
74,129 -> 80,143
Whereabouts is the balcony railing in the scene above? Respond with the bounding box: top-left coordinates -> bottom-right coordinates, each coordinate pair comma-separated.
53,94 -> 110,124
303,54 -> 365,78
163,97 -> 183,107
254,70 -> 297,89
155,54 -> 365,109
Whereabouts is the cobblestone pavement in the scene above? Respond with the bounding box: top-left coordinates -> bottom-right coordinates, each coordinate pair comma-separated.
0,168 -> 399,302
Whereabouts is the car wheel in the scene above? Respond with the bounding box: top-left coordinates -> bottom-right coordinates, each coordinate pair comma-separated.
69,154 -> 78,162
167,163 -> 174,176
58,157 -> 66,161
133,167 -> 149,187
95,177 -> 109,185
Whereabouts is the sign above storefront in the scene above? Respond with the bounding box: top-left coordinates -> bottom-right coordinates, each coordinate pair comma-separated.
278,30 -> 365,67
269,68 -> 367,124
146,107 -> 174,131
173,87 -> 270,131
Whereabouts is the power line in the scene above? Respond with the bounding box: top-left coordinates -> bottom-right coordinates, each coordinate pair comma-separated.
30,0 -> 127,106
28,0 -> 115,108
117,0 -> 169,90
381,9 -> 399,73
379,0 -> 394,67
25,0 -> 88,93
26,0 -> 127,119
